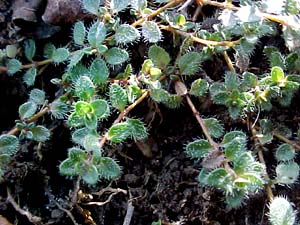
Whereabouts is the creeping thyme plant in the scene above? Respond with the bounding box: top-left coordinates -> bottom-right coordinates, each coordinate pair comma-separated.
1,0 -> 300,224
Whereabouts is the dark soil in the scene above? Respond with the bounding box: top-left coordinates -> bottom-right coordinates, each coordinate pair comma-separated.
1,1 -> 300,225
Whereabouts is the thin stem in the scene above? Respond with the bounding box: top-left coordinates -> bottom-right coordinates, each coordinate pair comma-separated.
251,126 -> 274,201
131,0 -> 185,27
7,106 -> 50,135
273,132 -> 300,150
98,90 -> 150,148
161,25 -> 241,47
222,51 -> 235,72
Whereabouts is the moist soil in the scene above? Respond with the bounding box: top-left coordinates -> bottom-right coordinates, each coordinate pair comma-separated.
1,1 -> 300,225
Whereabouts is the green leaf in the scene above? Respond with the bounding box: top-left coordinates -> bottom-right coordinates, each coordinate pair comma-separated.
74,76 -> 95,100
127,118 -> 148,140
242,72 -> 257,88
6,45 -> 17,58
222,131 -> 246,145
88,21 -> 106,48
203,118 -> 224,138
73,21 -> 86,45
91,99 -> 110,119
72,128 -> 93,146
68,147 -> 87,161
127,85 -> 142,103
84,113 -> 98,129
130,0 -> 147,11
111,0 -> 128,12
109,83 -> 128,111
83,0 -> 100,15
225,190 -> 245,208
29,89 -> 45,105
24,39 -> 36,61
0,134 -> 19,155
178,52 -> 202,75
82,164 -> 99,184
23,68 -> 37,87
115,24 -> 140,45
94,157 -> 121,179
30,125 -> 50,142
271,66 -> 285,83
104,47 -> 129,65
89,58 -> 109,85
108,122 -> 131,143
148,45 -> 170,69
19,101 -> 38,119
186,139 -> 212,159
225,71 -> 240,90
59,158 -> 76,176
275,144 -> 295,162
49,100 -> 69,119
189,79 -> 209,97
224,139 -> 246,161
52,48 -> 70,63
83,134 -> 101,152
233,152 -> 255,174
7,59 -> 22,75
44,43 -> 56,58
68,50 -> 84,68
68,112 -> 85,128
268,197 -> 296,225
142,21 -> 162,43
207,168 -> 229,188
276,162 -> 299,184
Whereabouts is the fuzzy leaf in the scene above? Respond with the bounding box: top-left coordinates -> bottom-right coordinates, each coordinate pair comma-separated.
24,39 -> 36,61
23,68 -> 37,87
7,59 -> 22,75
94,157 -> 121,179
148,45 -> 170,69
29,89 -> 45,105
68,50 -> 85,68
109,83 -> 128,111
178,52 -> 202,75
83,134 -> 101,152
68,147 -> 87,161
19,101 -> 38,119
271,66 -> 285,83
207,168 -> 229,188
130,0 -> 147,10
111,0 -> 128,13
268,197 -> 296,225
225,71 -> 240,90
89,58 -> 109,84
186,139 -> 212,159
83,0 -> 100,15
88,21 -> 106,48
189,79 -> 209,97
82,165 -> 99,184
30,125 -> 50,142
235,4 -> 261,23
6,45 -> 17,58
142,21 -> 161,43
222,131 -> 246,145
50,101 -> 69,119
275,144 -> 295,162
52,48 -> 70,63
242,72 -> 257,88
74,76 -> 95,100
90,99 -> 110,119
276,162 -> 299,184
84,113 -> 98,130
127,85 -> 142,103
108,122 -> 131,143
127,118 -> 148,140
68,112 -> 85,128
203,118 -> 224,139
44,43 -> 56,59
104,47 -> 129,65
73,21 -> 86,45
224,138 -> 246,161
72,128 -> 93,146
115,24 -> 140,45
59,158 -> 76,176
0,134 -> 19,156
225,190 -> 245,208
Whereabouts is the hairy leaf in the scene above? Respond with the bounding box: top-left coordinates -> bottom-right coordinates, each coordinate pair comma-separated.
148,45 -> 170,69
73,21 -> 86,45
178,52 -> 202,75
24,39 -> 36,61
142,21 -> 161,43
111,0 -> 128,13
19,101 -> 38,119
268,196 -> 296,225
29,89 -> 45,105
189,79 -> 209,97
95,157 -> 121,179
108,122 -> 131,143
83,0 -> 100,15
109,83 -> 128,111
115,24 -> 140,45
23,68 -> 37,87
88,21 -> 106,48
104,47 -> 129,65
74,76 -> 95,100
30,125 -> 50,142
276,162 -> 299,184
52,48 -> 70,63
186,139 -> 212,159
89,58 -> 109,85
0,134 -> 19,156
7,59 -> 22,75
